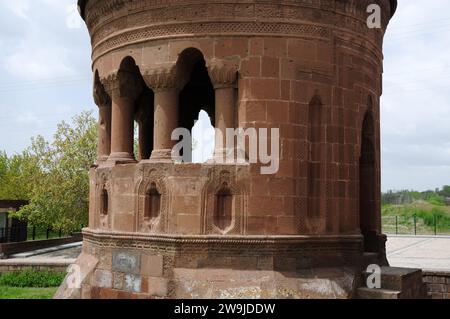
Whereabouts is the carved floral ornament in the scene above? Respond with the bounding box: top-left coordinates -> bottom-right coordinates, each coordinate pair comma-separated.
100,69 -> 143,99
207,62 -> 238,89
142,66 -> 180,92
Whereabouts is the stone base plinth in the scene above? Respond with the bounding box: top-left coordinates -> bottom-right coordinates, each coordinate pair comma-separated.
55,230 -> 372,299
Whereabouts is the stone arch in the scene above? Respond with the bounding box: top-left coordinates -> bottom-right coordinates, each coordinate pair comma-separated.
96,171 -> 112,230
214,182 -> 233,231
307,94 -> 325,233
144,182 -> 161,220
115,56 -> 155,161
176,48 -> 215,162
100,188 -> 109,216
359,110 -> 377,252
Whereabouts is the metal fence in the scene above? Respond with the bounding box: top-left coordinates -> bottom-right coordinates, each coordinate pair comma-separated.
0,226 -> 73,243
382,215 -> 450,236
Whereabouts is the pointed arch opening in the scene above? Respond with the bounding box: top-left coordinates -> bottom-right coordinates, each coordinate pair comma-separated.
214,183 -> 233,231
177,48 -> 215,162
112,56 -> 153,160
359,111 -> 377,252
144,182 -> 161,220
100,188 -> 109,216
192,110 -> 215,163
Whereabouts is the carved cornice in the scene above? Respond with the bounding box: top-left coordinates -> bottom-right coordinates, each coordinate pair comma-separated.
207,62 -> 238,89
82,228 -> 363,248
142,66 -> 179,92
101,69 -> 143,99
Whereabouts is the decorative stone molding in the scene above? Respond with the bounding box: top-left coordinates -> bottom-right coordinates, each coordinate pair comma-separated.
134,166 -> 170,234
207,62 -> 238,89
201,166 -> 249,236
82,228 -> 363,254
92,22 -> 331,63
142,66 -> 179,92
101,70 -> 142,99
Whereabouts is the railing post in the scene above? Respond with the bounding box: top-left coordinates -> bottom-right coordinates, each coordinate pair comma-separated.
414,214 -> 417,235
46,228 -> 50,239
434,214 -> 437,236
395,216 -> 398,235
32,226 -> 36,241
59,228 -> 62,238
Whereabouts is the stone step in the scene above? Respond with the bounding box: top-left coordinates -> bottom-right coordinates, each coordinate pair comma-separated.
362,266 -> 422,291
357,287 -> 401,299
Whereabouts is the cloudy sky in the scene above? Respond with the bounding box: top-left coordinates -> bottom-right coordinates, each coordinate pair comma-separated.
0,0 -> 449,192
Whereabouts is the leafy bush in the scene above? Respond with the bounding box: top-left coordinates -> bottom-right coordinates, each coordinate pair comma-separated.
426,194 -> 445,206
0,269 -> 66,288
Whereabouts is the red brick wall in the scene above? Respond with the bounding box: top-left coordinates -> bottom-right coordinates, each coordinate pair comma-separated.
423,271 -> 450,299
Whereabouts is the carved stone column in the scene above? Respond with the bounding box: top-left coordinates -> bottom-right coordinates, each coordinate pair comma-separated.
208,63 -> 238,162
93,76 -> 111,163
102,70 -> 142,163
143,67 -> 180,162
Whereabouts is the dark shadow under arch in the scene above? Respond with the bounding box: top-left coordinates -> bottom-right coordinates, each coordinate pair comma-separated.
359,111 -> 377,252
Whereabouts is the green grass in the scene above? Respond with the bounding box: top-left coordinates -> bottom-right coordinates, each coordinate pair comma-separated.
0,269 -> 65,299
0,286 -> 57,299
382,200 -> 450,235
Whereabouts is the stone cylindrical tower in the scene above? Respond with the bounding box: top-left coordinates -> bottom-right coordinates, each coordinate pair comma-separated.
57,0 -> 397,299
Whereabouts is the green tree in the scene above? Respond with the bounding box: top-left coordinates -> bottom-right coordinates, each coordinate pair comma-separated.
0,151 -> 38,201
12,111 -> 97,232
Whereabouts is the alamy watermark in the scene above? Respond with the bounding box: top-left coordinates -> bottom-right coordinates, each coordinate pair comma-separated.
172,127 -> 280,175
366,264 -> 382,289
367,4 -> 382,29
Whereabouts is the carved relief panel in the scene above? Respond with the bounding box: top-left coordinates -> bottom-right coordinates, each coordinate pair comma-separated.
202,167 -> 249,235
135,166 -> 169,233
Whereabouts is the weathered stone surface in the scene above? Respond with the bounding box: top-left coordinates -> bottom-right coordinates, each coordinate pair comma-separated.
112,250 -> 140,275
124,274 -> 141,293
93,269 -> 112,289
141,254 -> 164,277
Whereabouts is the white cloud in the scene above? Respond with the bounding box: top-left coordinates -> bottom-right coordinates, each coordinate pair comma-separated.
5,47 -> 75,80
4,0 -> 30,19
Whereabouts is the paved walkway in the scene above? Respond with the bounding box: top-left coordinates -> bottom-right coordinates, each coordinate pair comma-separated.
386,235 -> 450,271
0,242 -> 82,268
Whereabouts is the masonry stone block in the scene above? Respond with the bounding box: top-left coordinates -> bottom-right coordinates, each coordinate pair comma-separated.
112,250 -> 140,275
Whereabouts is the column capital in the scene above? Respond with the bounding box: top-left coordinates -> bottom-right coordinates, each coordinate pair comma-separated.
101,70 -> 143,100
142,66 -> 180,93
93,75 -> 111,107
207,61 -> 238,89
